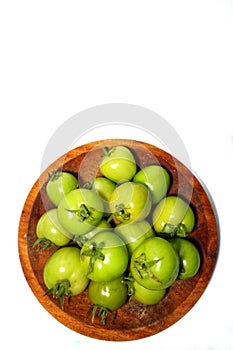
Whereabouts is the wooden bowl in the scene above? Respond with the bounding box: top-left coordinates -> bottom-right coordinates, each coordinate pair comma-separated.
18,139 -> 219,341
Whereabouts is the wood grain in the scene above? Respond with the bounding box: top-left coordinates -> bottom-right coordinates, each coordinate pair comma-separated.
18,139 -> 219,341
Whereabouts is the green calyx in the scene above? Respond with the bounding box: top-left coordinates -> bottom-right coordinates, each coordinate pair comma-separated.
107,203 -> 131,223
48,169 -> 62,181
122,275 -> 135,296
161,223 -> 189,238
102,146 -> 114,157
65,203 -> 93,222
44,279 -> 72,310
86,304 -> 115,325
133,253 -> 163,283
33,238 -> 57,251
81,241 -> 105,275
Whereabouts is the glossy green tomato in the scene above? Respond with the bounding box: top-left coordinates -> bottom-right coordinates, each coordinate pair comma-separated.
88,276 -> 128,310
109,182 -> 152,223
114,220 -> 155,256
132,279 -> 166,305
168,238 -> 201,279
88,276 -> 128,324
80,230 -> 128,282
133,165 -> 170,204
43,246 -> 89,309
35,208 -> 70,249
84,177 -> 116,215
130,237 -> 179,290
57,188 -> 104,236
99,146 -> 137,183
153,195 -> 195,237
46,171 -> 78,206
87,177 -> 116,201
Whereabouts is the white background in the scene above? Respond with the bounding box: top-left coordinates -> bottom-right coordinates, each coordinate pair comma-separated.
1,1 -> 233,349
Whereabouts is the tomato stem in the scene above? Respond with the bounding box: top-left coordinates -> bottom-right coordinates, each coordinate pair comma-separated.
102,147 -> 112,157
44,279 -> 72,310
122,275 -> 135,296
48,169 -> 62,181
161,223 -> 189,237
81,242 -> 105,275
107,203 -> 131,223
65,204 -> 92,222
86,304 -> 115,325
133,253 -> 163,283
83,179 -> 94,190
33,238 -> 57,251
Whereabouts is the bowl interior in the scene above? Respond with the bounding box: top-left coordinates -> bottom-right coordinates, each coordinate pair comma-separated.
18,139 -> 219,341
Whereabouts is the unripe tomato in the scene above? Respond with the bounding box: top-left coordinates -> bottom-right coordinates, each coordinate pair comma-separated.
57,188 -> 104,236
153,195 -> 195,237
43,246 -> 89,309
168,238 -> 201,279
130,236 -> 180,290
88,276 -> 128,311
133,165 -> 170,204
35,208 -> 70,248
80,231 -> 129,282
84,176 -> 116,215
132,280 -> 166,305
109,182 -> 152,223
46,171 -> 78,206
99,146 -> 137,183
87,276 -> 128,324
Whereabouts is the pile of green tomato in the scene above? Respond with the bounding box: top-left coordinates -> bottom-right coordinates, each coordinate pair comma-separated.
34,145 -> 201,325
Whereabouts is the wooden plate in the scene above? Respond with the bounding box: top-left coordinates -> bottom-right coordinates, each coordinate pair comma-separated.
18,139 -> 219,341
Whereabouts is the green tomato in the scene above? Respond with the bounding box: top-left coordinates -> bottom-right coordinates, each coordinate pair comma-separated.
99,146 -> 137,183
80,230 -> 128,282
57,188 -> 104,236
168,238 -> 201,279
133,165 -> 170,204
109,182 -> 152,223
46,171 -> 78,206
88,276 -> 128,311
35,208 -> 70,249
88,177 -> 116,201
43,246 -> 89,309
130,236 -> 179,290
132,280 -> 166,305
87,276 -> 128,324
152,195 -> 195,237
114,220 -> 155,256
84,177 -> 116,215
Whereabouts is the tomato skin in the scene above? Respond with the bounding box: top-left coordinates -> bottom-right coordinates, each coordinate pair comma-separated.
168,238 -> 201,279
90,177 -> 116,201
99,146 -> 137,183
114,220 -> 155,256
109,182 -> 152,223
90,177 -> 116,215
133,165 -> 170,204
132,280 -> 166,305
152,195 -> 195,237
88,276 -> 128,310
80,231 -> 129,282
46,171 -> 78,206
43,247 -> 89,296
36,208 -> 70,246
57,188 -> 104,236
130,237 -> 179,290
